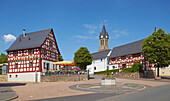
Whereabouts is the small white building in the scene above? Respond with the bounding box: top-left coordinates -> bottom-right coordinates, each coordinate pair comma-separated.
87,50 -> 112,74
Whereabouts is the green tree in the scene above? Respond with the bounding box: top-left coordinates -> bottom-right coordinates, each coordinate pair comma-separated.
59,55 -> 63,61
0,53 -> 7,64
74,47 -> 93,70
142,29 -> 170,77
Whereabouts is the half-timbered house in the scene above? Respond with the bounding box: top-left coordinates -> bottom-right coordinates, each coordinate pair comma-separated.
109,39 -> 156,77
6,28 -> 60,82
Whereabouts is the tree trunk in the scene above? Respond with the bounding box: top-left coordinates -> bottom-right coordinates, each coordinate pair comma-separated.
157,66 -> 159,77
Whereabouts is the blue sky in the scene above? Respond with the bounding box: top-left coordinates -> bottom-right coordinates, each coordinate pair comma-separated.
0,0 -> 170,61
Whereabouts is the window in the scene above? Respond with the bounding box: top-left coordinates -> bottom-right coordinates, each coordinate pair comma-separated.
29,50 -> 31,54
15,75 -> 18,78
53,64 -> 55,70
49,41 -> 53,47
30,62 -> 32,68
15,64 -> 18,68
55,53 -> 57,58
94,67 -> 96,70
44,62 -> 46,68
112,66 -> 115,69
44,50 -> 47,55
14,52 -> 18,56
9,75 -> 12,78
32,49 -> 34,54
42,49 -> 44,54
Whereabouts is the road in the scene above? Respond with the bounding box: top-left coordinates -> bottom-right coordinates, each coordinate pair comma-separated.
98,83 -> 170,101
34,84 -> 170,101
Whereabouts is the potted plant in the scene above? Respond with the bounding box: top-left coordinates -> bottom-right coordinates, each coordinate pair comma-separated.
48,70 -> 52,75
73,70 -> 78,74
101,66 -> 116,85
55,70 -> 60,74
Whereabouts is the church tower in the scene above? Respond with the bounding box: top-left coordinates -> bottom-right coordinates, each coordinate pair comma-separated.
98,24 -> 109,52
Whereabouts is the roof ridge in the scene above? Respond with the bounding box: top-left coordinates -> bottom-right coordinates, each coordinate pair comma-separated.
92,49 -> 110,54
22,28 -> 52,35
112,39 -> 144,49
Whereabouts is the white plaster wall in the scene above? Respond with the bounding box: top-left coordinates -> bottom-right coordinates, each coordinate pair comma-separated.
87,58 -> 108,74
109,64 -> 119,70
8,72 -> 40,82
41,59 -> 57,72
156,65 -> 170,76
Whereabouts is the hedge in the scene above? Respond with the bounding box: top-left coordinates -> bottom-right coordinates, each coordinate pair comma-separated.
123,63 -> 144,73
94,69 -> 119,74
123,68 -> 133,73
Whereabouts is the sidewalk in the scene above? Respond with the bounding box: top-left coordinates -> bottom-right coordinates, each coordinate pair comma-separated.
3,78 -> 170,101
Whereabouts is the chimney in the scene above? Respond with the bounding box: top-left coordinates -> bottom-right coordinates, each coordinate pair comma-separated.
155,26 -> 157,32
23,29 -> 26,37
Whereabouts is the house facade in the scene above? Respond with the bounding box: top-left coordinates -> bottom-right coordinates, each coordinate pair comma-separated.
109,39 -> 156,77
7,29 -> 60,82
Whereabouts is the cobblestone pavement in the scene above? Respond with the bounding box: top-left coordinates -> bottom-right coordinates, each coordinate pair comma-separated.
0,87 -> 18,101
69,83 -> 152,94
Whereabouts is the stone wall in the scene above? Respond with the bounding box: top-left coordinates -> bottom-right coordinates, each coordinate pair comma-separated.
116,72 -> 144,79
41,74 -> 88,82
145,71 -> 156,78
0,75 -> 7,82
95,72 -> 144,79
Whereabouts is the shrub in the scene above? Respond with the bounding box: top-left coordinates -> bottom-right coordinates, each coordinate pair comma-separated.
94,69 -> 119,74
55,70 -> 60,72
106,66 -> 109,76
0,70 -> 2,74
109,69 -> 119,73
123,68 -> 133,73
94,71 -> 106,74
73,70 -> 78,72
122,63 -> 144,73
132,63 -> 143,73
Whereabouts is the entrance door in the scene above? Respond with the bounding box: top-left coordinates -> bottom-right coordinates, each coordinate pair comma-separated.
122,64 -> 126,68
47,63 -> 49,71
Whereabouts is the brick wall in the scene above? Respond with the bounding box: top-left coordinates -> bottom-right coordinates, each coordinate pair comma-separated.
0,75 -> 7,82
41,74 -> 88,82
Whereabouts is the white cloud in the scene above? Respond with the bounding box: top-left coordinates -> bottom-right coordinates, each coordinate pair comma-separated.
74,35 -> 98,39
83,24 -> 98,34
3,34 -> 16,43
72,20 -> 110,41
74,35 -> 89,39
111,30 -> 128,39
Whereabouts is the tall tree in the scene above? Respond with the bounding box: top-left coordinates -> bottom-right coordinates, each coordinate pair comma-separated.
74,47 -> 93,70
0,53 -> 7,64
142,29 -> 170,77
59,55 -> 63,61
